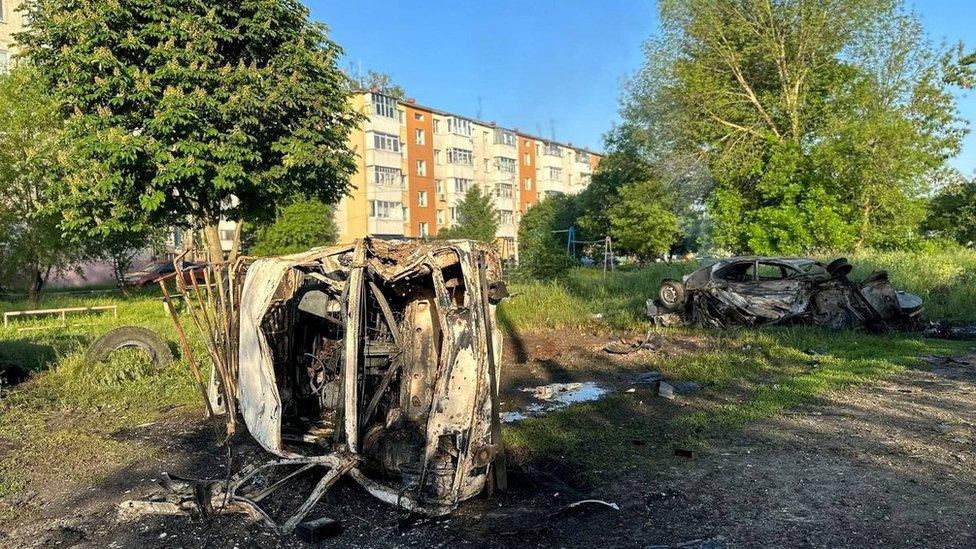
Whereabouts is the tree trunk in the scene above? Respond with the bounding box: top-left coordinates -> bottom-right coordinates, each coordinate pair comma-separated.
26,264 -> 44,304
202,223 -> 225,264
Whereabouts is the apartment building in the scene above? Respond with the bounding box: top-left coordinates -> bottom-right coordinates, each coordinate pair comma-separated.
335,91 -> 601,259
0,0 -> 26,70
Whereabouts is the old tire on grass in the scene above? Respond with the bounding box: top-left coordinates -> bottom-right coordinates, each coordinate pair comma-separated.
86,326 -> 174,370
658,279 -> 686,311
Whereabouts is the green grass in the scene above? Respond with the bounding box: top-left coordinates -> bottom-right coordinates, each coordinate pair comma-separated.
0,289 -> 205,500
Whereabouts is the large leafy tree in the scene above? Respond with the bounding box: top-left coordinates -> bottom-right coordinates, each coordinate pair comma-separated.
436,186 -> 499,242
516,195 -> 580,279
250,198 -> 338,256
19,0 -> 362,261
608,178 -> 679,262
0,66 -> 88,301
621,0 -> 972,254
926,170 -> 976,246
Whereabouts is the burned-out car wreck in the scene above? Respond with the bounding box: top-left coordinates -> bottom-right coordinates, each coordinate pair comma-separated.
122,238 -> 508,535
648,257 -> 923,330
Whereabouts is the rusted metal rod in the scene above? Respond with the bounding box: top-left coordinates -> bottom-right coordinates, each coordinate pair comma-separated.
158,278 -> 214,418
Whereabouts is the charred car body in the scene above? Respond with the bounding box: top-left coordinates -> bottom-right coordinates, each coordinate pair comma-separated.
123,238 -> 508,533
648,257 -> 922,330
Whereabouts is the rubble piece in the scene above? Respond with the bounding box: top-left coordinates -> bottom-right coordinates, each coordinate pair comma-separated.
671,381 -> 700,395
548,499 -> 620,518
673,448 -> 695,459
636,371 -> 665,384
138,238 -> 508,534
922,322 -> 976,341
659,381 -> 675,399
604,332 -> 666,354
295,517 -> 342,543
647,257 -> 923,331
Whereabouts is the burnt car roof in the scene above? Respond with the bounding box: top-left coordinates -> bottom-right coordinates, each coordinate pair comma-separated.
709,256 -> 822,269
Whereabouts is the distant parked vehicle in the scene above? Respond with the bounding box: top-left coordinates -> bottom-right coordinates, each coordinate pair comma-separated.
122,260 -> 206,288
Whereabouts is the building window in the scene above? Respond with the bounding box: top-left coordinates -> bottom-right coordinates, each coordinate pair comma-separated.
0,51 -> 8,73
495,157 -> 517,174
433,119 -> 441,133
369,200 -> 404,219
499,210 -> 514,225
414,128 -> 425,145
435,179 -> 443,193
446,148 -> 473,166
371,132 -> 400,153
524,177 -> 532,190
523,153 -> 531,166
414,112 -> 425,121
416,160 -> 426,176
494,129 -> 517,147
447,117 -> 472,137
372,166 -> 402,187
418,191 -> 428,207
548,167 -> 562,180
579,173 -> 592,186
437,210 -> 445,225
372,94 -> 398,119
450,206 -> 459,222
452,178 -> 472,194
544,142 -> 562,157
577,150 -> 591,164
419,222 -> 429,238
496,183 -> 514,199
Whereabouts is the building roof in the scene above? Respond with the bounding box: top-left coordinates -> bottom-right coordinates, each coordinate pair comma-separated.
356,89 -> 604,156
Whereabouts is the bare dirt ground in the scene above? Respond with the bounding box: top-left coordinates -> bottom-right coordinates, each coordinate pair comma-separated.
2,334 -> 975,548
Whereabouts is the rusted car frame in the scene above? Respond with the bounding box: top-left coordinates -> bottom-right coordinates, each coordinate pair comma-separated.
124,238 -> 508,533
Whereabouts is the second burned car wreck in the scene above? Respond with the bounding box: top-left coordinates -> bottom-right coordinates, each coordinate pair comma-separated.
648,256 -> 923,331
123,238 -> 509,534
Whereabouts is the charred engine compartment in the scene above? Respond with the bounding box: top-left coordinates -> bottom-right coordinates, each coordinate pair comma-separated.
253,240 -> 502,502
126,239 -> 507,533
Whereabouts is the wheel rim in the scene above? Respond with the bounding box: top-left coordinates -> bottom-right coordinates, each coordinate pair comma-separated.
662,285 -> 678,304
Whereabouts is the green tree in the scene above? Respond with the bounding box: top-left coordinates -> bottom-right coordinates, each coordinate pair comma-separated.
926,171 -> 976,246
0,66 -> 88,301
349,68 -> 406,99
516,195 -> 579,279
608,178 -> 679,262
20,0 -> 362,262
250,198 -> 338,256
436,186 -> 499,242
620,0 -> 972,254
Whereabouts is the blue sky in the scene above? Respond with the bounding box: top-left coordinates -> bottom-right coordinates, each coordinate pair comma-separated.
308,0 -> 974,173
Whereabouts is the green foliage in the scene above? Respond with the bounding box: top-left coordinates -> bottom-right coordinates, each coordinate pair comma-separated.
436,186 -> 499,242
608,178 -> 679,261
0,66 -> 90,300
621,0 -> 973,254
250,198 -> 338,256
516,195 -> 579,279
350,69 -> 406,99
20,0 -> 362,238
926,172 -> 976,246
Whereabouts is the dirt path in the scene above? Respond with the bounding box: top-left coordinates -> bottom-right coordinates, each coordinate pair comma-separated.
3,347 -> 976,548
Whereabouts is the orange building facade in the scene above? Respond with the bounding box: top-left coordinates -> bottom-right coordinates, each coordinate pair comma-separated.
335,91 -> 602,260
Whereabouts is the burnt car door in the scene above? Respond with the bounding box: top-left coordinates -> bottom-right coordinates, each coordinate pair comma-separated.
708,260 -> 810,324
